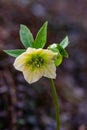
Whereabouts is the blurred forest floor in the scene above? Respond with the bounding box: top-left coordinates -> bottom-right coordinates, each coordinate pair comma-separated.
0,0 -> 87,130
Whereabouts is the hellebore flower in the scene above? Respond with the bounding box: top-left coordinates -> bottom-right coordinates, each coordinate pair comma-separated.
14,47 -> 57,84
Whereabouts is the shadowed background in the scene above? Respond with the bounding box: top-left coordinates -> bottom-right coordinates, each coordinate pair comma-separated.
0,0 -> 87,130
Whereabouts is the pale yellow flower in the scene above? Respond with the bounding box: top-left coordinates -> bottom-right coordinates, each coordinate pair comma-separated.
14,47 -> 57,84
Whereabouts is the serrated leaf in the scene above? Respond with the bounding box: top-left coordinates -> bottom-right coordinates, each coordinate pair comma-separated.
57,45 -> 68,58
33,21 -> 48,48
55,53 -> 62,66
60,36 -> 69,49
3,49 -> 26,57
20,24 -> 34,48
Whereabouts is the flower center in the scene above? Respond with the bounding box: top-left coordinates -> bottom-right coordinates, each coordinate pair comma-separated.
29,56 -> 44,68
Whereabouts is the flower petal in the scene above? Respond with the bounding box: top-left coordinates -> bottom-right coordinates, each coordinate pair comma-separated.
43,62 -> 56,79
13,52 -> 29,71
13,47 -> 57,84
23,66 -> 44,84
26,47 -> 36,52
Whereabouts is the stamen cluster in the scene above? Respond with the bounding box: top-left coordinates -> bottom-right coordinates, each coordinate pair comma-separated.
29,56 -> 44,68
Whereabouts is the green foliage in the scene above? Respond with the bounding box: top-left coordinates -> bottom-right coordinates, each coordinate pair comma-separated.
33,21 -> 48,48
48,44 -> 63,66
55,52 -> 63,66
3,22 -> 69,67
20,24 -> 34,48
3,49 -> 26,57
48,36 -> 69,66
57,45 -> 68,58
60,36 -> 69,49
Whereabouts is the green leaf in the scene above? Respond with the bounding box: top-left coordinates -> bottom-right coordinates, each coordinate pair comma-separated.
60,36 -> 69,49
3,49 -> 26,57
55,53 -> 62,66
33,21 -> 48,48
57,45 -> 68,58
20,24 -> 34,48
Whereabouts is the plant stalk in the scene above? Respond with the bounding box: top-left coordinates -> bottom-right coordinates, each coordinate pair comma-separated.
49,79 -> 60,130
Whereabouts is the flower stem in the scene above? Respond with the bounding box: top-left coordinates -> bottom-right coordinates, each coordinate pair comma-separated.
49,79 -> 60,130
